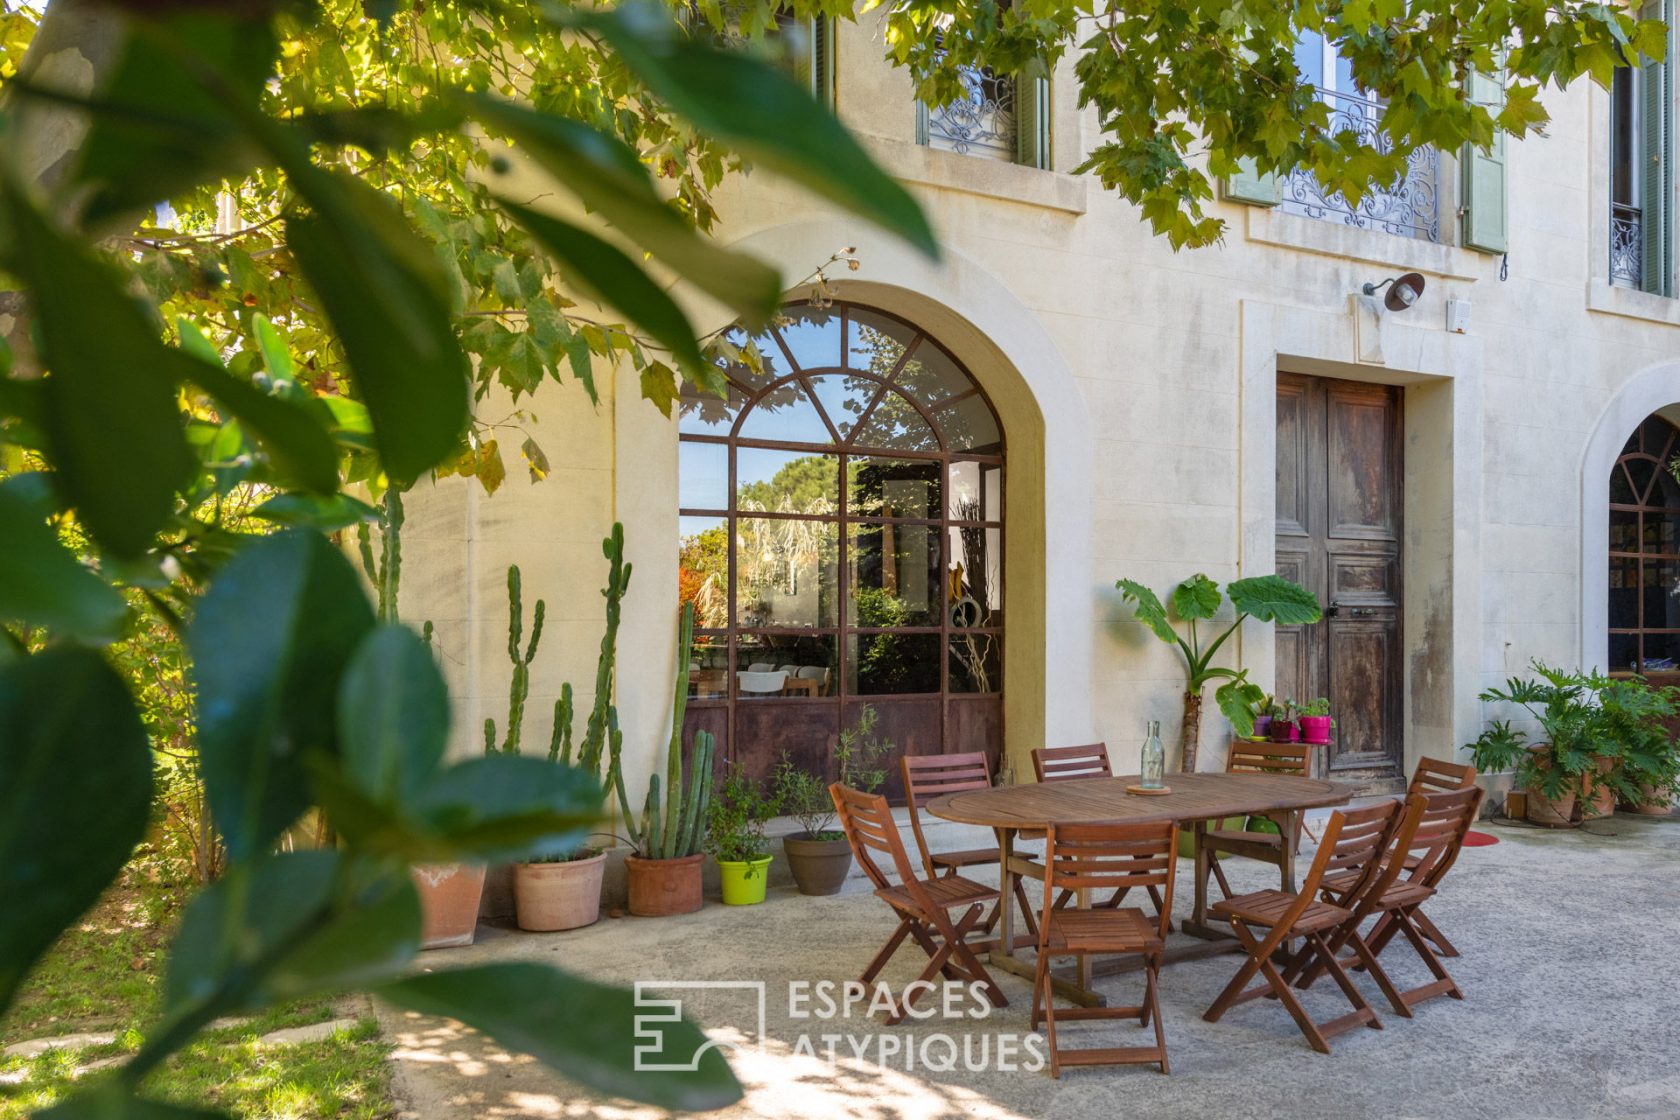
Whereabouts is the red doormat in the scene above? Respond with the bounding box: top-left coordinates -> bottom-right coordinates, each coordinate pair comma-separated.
1462,831 -> 1499,847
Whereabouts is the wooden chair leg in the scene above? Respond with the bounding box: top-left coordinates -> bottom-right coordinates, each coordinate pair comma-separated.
945,906 -> 1009,1009
1391,908 -> 1464,1007
1344,927 -> 1411,1017
1305,931 -> 1383,1037
860,917 -> 913,985
1012,877 -> 1040,940
1411,907 -> 1460,957
905,921 -> 964,984
1146,958 -> 1169,1074
1208,853 -> 1236,901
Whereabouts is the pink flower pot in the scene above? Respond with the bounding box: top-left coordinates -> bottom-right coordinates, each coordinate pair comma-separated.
1299,716 -> 1332,744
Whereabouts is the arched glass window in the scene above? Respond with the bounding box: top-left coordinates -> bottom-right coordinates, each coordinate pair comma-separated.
677,302 -> 1004,790
1609,413 -> 1680,673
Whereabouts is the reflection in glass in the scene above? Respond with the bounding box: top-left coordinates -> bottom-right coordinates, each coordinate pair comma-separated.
679,381 -> 747,436
849,457 -> 940,518
1644,631 -> 1680,672
735,517 -> 838,628
855,392 -> 940,452
1611,463 -> 1637,505
1653,510 -> 1680,554
1611,509 -> 1639,552
736,449 -> 837,515
949,634 -> 1001,693
678,441 -> 727,511
848,309 -> 916,375
737,381 -> 833,444
948,461 -> 1002,522
1653,468 -> 1680,512
850,523 -> 940,628
1626,457 -> 1658,503
1644,560 -> 1680,630
936,394 -> 1003,452
806,373 -> 882,439
847,631 -> 940,694
735,632 -> 837,698
1609,631 -> 1638,673
689,633 -> 730,699
893,338 -> 971,402
712,326 -> 786,390
680,517 -> 730,630
948,525 -> 1001,620
777,309 -> 842,371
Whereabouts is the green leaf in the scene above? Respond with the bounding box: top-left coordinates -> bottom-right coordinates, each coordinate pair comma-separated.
1215,676 -> 1265,739
1116,578 -> 1176,645
339,625 -> 449,803
0,179 -> 195,559
0,648 -> 152,1015
252,492 -> 379,531
38,1088 -> 227,1120
520,436 -> 551,483
468,96 -> 782,323
188,531 -> 376,859
1170,573 -> 1222,621
251,314 -> 295,380
499,201 -> 705,375
166,851 -> 419,1014
379,963 -> 742,1112
0,475 -> 127,643
1227,574 -> 1322,625
567,3 -> 935,258
285,171 -> 469,487
179,354 -> 339,494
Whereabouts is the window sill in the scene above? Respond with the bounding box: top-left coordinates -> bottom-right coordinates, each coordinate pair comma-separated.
861,137 -> 1088,215
1244,206 -> 1484,282
1585,280 -> 1680,326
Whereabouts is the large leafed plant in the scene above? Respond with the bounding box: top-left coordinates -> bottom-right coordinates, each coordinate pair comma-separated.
1116,573 -> 1321,771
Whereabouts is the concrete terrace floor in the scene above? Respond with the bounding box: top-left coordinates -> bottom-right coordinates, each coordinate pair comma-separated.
379,813 -> 1680,1120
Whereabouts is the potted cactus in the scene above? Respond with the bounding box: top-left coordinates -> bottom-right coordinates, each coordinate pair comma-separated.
616,604 -> 716,916
707,763 -> 779,905
510,527 -> 631,932
1297,697 -> 1333,745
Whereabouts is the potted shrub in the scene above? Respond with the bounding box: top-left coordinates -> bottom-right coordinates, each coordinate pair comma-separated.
707,763 -> 779,905
1297,697 -> 1333,745
511,528 -> 631,932
1268,698 -> 1301,743
1598,675 -> 1680,815
772,705 -> 894,895
1468,663 -> 1609,827
620,604 -> 716,916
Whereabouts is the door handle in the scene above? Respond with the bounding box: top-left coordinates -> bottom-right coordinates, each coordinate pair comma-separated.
1328,601 -> 1375,619
1324,603 -> 1340,618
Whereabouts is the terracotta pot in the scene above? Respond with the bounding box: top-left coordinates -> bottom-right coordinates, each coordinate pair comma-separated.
626,853 -> 704,916
1580,757 -> 1616,821
411,862 -> 487,948
514,851 -> 606,932
1299,716 -> 1332,745
1631,784 -> 1675,816
783,833 -> 853,896
1269,720 -> 1300,743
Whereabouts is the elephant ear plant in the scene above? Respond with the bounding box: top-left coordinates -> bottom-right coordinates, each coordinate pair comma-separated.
1117,574 -> 1321,771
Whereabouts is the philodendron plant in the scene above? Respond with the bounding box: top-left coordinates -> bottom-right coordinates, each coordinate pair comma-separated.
1117,574 -> 1321,771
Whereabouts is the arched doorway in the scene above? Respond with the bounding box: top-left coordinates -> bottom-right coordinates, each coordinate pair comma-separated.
676,301 -> 1005,794
1607,412 -> 1680,675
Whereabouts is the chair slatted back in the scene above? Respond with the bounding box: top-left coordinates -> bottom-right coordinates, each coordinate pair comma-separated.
1043,821 -> 1179,939
1032,743 -> 1112,783
1318,799 -> 1402,905
901,753 -> 994,878
1407,757 -> 1478,796
1227,741 -> 1313,776
1400,786 -> 1484,887
830,782 -> 924,900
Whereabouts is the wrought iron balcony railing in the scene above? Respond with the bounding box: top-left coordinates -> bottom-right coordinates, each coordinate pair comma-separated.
1279,87 -> 1441,242
924,65 -> 1017,162
1612,202 -> 1644,289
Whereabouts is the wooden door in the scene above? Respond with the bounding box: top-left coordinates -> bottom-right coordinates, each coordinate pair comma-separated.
1274,372 -> 1403,782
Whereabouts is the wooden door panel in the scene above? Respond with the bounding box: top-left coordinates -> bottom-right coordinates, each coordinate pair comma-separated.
1276,374 -> 1403,782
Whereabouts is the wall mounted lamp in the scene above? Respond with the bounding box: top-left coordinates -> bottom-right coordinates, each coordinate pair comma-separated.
1362,272 -> 1426,312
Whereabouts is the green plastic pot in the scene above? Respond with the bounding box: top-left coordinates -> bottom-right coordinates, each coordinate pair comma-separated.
1178,816 -> 1248,859
717,856 -> 774,905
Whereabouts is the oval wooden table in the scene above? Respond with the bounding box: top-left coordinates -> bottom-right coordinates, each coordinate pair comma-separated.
926,771 -> 1354,1006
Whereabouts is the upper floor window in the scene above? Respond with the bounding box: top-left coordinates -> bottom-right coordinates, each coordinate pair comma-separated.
1610,3 -> 1672,295
915,42 -> 1050,169
1279,32 -> 1441,242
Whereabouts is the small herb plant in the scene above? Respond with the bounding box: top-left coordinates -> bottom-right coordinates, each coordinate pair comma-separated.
772,753 -> 841,840
706,763 -> 781,867
836,704 -> 893,793
1296,697 -> 1331,718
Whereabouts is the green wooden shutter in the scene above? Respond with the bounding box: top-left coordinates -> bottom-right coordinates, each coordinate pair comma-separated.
1460,68 -> 1509,253
1220,158 -> 1281,206
1641,0 -> 1672,295
1015,72 -> 1050,169
809,15 -> 835,109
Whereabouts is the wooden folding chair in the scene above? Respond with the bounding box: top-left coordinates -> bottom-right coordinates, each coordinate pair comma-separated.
1334,786 -> 1484,1013
1032,820 -> 1178,1077
901,753 -> 1039,942
1201,741 -> 1313,902
1031,743 -> 1112,782
829,782 -> 1008,1025
1202,810 -> 1383,1054
1400,757 -> 1478,956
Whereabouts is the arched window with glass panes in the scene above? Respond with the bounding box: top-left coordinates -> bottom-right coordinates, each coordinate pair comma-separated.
1609,413 -> 1680,675
677,302 -> 1004,794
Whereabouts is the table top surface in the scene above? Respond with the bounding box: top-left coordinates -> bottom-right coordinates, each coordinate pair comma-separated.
925,771 -> 1354,829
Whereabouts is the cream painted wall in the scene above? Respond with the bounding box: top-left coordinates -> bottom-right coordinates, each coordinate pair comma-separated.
400,10 -> 1680,801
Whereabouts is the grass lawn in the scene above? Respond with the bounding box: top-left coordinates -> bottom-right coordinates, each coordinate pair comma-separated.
0,882 -> 394,1120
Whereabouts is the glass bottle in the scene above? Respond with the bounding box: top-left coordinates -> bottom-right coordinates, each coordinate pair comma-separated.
1140,720 -> 1166,789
